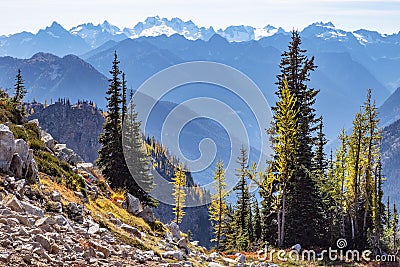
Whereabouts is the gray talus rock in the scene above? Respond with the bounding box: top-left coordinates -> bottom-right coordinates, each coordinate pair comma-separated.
51,191 -> 62,202
138,206 -> 155,223
3,194 -> 24,212
168,221 -> 180,240
162,250 -> 184,261
41,130 -> 57,150
14,139 -> 29,167
34,234 -> 52,252
21,200 -> 44,218
0,124 -> 16,172
122,193 -> 142,215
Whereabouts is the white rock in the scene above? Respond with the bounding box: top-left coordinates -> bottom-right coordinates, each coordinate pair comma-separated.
0,124 -> 16,171
162,250 -> 184,261
3,194 -> 24,212
88,223 -> 100,235
122,193 -> 142,214
0,252 -> 11,263
14,139 -> 29,167
41,130 -> 56,150
21,200 -> 44,217
209,252 -> 220,260
168,221 -> 180,240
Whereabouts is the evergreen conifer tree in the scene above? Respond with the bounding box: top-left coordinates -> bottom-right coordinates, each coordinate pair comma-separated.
171,165 -> 186,224
13,69 -> 27,103
233,146 -> 252,250
97,51 -> 125,187
276,31 -> 325,247
209,161 -> 228,251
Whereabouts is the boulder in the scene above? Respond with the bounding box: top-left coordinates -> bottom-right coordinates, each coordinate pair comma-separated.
41,130 -> 56,150
209,252 -> 220,260
14,178 -> 26,197
137,206 -> 154,223
25,156 -> 39,183
55,145 -> 83,165
168,221 -> 180,240
87,222 -> 100,235
34,234 -> 52,252
14,139 -> 29,167
162,250 -> 184,261
0,124 -> 16,172
0,252 -> 11,263
10,153 -> 23,178
67,202 -> 84,223
51,191 -> 62,202
21,200 -> 44,217
177,237 -> 189,251
3,194 -> 24,212
122,193 -> 142,215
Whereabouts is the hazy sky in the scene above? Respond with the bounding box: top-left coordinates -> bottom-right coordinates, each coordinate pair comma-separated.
1,0 -> 400,35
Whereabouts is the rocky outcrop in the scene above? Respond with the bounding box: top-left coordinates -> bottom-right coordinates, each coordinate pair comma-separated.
54,144 -> 84,165
28,102 -> 105,163
0,124 -> 16,171
0,124 -> 39,183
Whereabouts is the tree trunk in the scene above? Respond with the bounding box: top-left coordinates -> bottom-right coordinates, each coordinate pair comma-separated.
281,192 -> 286,247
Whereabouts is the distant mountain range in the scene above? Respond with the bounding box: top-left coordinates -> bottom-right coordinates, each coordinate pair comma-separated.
0,17 -> 399,139
0,52 -> 108,106
0,17 -> 398,205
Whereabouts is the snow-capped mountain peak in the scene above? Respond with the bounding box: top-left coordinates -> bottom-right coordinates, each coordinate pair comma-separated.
70,21 -> 125,48
123,16 -> 215,41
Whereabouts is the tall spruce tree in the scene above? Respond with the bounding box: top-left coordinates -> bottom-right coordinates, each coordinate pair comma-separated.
392,204 -> 398,251
233,146 -> 252,250
98,52 -> 155,206
121,72 -> 127,123
97,51 -> 125,188
252,196 -> 262,242
276,31 -> 324,247
123,89 -> 155,206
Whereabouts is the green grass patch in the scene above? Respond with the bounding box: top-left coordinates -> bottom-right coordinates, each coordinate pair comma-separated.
34,150 -> 86,195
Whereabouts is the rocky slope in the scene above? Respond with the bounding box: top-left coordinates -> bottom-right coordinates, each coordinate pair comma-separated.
1,120 -> 270,267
